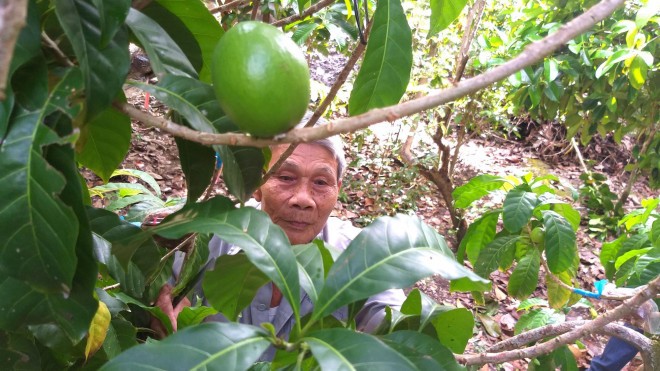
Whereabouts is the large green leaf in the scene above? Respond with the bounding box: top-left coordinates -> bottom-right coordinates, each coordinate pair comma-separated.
203,254 -> 269,321
348,0 -> 412,116
100,322 -> 270,370
542,211 -> 576,274
293,241 -> 329,304
125,8 -> 197,79
153,199 -> 301,325
514,308 -> 564,335
150,0 -> 224,82
0,78 -> 81,292
431,308 -> 474,354
452,175 -> 507,209
503,189 -> 538,233
474,235 -> 520,278
87,208 -> 166,299
507,249 -> 541,299
457,210 -> 500,264
312,214 -> 490,320
215,145 -> 265,203
0,331 -> 41,370
92,0 -> 130,47
54,0 -> 129,120
428,0 -> 467,37
175,136 -> 215,203
382,331 -> 466,371
77,93 -> 132,183
305,328 -> 416,369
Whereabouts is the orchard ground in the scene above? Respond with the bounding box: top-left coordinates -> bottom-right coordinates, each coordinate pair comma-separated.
82,51 -> 656,370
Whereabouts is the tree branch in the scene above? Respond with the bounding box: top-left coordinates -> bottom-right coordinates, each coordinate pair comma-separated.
270,0 -> 336,27
0,0 -> 28,100
120,0 -> 624,148
210,0 -> 251,14
455,275 -> 660,366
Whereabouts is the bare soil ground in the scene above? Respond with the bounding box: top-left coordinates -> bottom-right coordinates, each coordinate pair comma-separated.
83,51 -> 656,370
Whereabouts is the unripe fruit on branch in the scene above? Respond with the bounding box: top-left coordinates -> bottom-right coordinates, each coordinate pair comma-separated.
530,227 -> 545,244
211,21 -> 310,137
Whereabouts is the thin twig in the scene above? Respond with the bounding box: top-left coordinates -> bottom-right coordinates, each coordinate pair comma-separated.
103,283 -> 121,291
0,0 -> 28,100
570,137 -> 590,174
271,0 -> 336,27
41,32 -> 75,67
210,0 -> 251,14
117,0 -> 625,149
250,0 -> 260,20
455,275 -> 660,366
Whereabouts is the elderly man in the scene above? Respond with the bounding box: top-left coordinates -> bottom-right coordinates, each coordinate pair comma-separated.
154,122 -> 406,360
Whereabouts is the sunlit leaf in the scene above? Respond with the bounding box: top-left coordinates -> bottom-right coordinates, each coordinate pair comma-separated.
348,0 -> 412,116
428,0 -> 468,37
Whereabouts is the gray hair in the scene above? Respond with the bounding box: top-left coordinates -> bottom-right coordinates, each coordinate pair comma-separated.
293,112 -> 346,181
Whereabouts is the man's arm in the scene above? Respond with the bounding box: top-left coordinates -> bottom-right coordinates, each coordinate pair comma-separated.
355,288 -> 407,333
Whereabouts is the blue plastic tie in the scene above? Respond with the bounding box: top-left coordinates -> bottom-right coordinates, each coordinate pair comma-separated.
572,279 -> 609,299
215,152 -> 223,169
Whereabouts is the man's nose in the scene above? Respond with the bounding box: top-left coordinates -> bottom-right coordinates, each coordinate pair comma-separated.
289,182 -> 314,209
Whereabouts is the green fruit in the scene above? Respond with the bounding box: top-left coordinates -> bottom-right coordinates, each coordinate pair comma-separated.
530,227 -> 545,244
211,21 -> 310,137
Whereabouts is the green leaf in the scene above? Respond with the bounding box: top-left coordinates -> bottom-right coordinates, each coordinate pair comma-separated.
154,199 -> 302,325
452,175 -> 506,209
110,168 -> 162,197
543,58 -> 559,82
177,306 -> 219,330
457,210 -> 500,264
546,271 -> 572,309
125,8 -> 198,79
595,49 -> 637,79
651,219 -> 660,248
636,0 -> 660,28
515,308 -> 564,335
203,254 -> 269,321
615,247 -> 652,270
293,241 -> 329,304
175,137 -> 216,203
216,145 -> 265,203
382,331 -> 466,371
312,215 -> 490,320
87,208 -> 166,299
503,189 -> 538,232
149,0 -> 225,82
348,0 -> 412,116
542,211 -> 576,274
54,0 -> 129,120
431,308 -> 474,354
628,55 -> 648,90
517,298 -> 547,311
103,316 -> 138,359
77,94 -> 132,183
507,249 -> 540,299
100,322 -> 270,370
292,22 -> 321,45
428,0 -> 467,37
305,328 -> 415,369
0,331 -> 41,370
474,235 -> 520,278
92,0 -> 130,47
0,105 -> 79,291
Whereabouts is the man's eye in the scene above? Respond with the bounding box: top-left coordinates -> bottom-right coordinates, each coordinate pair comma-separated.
314,179 -> 329,186
278,175 -> 294,182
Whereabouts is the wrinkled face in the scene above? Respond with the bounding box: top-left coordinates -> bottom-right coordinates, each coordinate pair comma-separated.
254,144 -> 341,245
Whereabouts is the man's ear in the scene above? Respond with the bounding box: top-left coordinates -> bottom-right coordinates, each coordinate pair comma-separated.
337,179 -> 342,189
253,187 -> 262,202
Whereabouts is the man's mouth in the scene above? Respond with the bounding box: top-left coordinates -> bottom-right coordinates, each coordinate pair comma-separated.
284,220 -> 310,229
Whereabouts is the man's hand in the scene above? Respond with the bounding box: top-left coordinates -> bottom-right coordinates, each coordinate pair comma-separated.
151,284 -> 191,338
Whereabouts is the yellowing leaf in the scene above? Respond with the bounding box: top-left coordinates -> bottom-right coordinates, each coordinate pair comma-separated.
85,301 -> 111,360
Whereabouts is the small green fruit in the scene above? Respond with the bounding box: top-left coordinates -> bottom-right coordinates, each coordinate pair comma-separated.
530,227 -> 545,244
211,21 -> 310,137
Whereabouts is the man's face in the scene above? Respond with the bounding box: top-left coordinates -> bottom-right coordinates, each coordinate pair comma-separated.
254,143 -> 341,245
